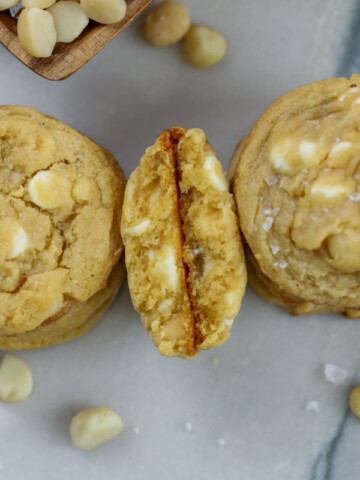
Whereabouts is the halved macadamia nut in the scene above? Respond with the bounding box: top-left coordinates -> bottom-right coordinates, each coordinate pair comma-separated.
80,0 -> 127,25
48,1 -> 89,43
22,0 -> 56,8
0,0 -> 19,10
17,8 -> 57,58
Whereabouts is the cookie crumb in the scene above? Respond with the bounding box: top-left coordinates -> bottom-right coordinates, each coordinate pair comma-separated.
324,364 -> 348,384
306,401 -> 320,412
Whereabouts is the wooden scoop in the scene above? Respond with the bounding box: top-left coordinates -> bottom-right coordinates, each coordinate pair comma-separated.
0,0 -> 153,81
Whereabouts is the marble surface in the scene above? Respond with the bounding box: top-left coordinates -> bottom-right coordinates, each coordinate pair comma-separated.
1,1 -> 360,479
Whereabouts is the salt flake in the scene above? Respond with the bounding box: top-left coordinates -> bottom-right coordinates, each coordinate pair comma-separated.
348,192 -> 360,202
265,176 -> 278,186
133,427 -> 140,434
324,364 -> 348,385
279,261 -> 288,269
306,401 -> 320,412
262,217 -> 274,231
217,438 -> 226,446
271,245 -> 280,255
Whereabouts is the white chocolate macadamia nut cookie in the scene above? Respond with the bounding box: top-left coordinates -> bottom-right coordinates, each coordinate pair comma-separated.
0,106 -> 126,350
143,0 -> 190,47
232,74 -> 360,317
122,127 -> 246,358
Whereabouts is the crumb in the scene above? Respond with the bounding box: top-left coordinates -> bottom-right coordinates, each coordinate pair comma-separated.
324,363 -> 348,384
211,357 -> 219,365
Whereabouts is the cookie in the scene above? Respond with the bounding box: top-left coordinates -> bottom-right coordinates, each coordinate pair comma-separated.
121,127 -> 246,358
0,106 -> 125,349
232,74 -> 360,316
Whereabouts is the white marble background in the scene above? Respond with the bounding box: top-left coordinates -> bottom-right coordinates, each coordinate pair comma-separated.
0,1 -> 359,479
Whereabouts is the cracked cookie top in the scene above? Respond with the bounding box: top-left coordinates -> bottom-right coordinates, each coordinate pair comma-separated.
0,106 -> 125,335
234,74 -> 360,308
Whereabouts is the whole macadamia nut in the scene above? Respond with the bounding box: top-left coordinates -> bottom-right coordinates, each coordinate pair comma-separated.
143,0 -> 190,47
183,25 -> 227,69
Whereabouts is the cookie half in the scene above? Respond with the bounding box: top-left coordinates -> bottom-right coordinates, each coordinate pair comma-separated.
232,74 -> 360,316
0,106 -> 126,348
121,127 -> 246,358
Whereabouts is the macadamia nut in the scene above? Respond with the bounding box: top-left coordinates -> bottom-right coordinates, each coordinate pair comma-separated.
0,0 -> 19,10
350,386 -> 360,419
70,406 -> 124,450
143,0 -> 190,47
17,8 -> 57,58
0,354 -> 33,403
48,1 -> 89,43
183,25 -> 227,69
22,0 -> 56,8
80,0 -> 127,25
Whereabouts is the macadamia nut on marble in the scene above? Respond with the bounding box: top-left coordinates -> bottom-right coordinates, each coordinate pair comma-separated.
143,0 -> 190,47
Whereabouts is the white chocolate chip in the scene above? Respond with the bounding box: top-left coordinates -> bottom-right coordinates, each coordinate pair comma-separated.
28,170 -> 73,209
80,0 -> 127,24
17,8 -> 57,58
299,140 -> 317,162
158,298 -> 173,312
156,247 -> 178,291
329,141 -> 352,158
0,354 -> 33,403
224,318 -> 234,327
48,1 -> 89,43
203,155 -> 228,191
70,407 -> 124,450
311,176 -> 355,198
7,224 -> 28,260
123,219 -> 151,236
